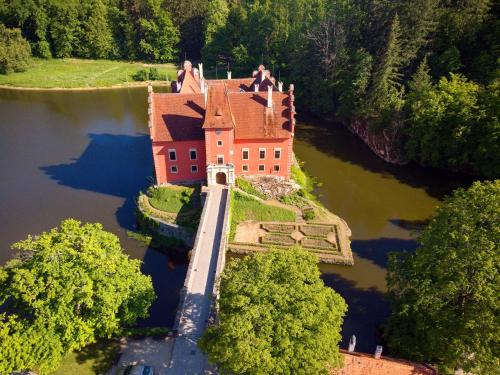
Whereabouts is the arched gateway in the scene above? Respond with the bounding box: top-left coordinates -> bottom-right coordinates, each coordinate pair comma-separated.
215,172 -> 227,185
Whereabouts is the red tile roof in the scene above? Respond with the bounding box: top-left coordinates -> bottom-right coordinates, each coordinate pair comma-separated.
202,83 -> 235,129
150,93 -> 205,142
333,351 -> 437,375
228,91 -> 291,139
150,78 -> 293,142
178,70 -> 201,94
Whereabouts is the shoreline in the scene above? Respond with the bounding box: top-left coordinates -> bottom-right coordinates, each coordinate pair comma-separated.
0,81 -> 172,91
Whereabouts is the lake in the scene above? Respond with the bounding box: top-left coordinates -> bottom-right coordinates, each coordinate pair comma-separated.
0,88 -> 469,352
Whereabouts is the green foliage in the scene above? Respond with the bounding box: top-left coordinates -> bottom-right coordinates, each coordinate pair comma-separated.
235,177 -> 267,199
0,0 -> 179,62
202,0 -> 230,65
302,207 -> 315,221
199,247 -> 347,374
132,67 -> 162,81
405,73 -> 500,177
0,219 -> 155,374
386,180 -> 500,373
0,24 -> 31,74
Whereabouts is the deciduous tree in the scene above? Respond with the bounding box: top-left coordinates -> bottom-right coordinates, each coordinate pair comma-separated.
0,219 -> 155,374
386,180 -> 500,374
199,247 -> 347,375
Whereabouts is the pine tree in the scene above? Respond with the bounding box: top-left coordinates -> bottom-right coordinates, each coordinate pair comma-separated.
368,14 -> 405,122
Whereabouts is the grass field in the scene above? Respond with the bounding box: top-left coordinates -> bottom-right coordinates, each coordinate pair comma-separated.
148,185 -> 197,213
50,339 -> 121,375
0,58 -> 177,88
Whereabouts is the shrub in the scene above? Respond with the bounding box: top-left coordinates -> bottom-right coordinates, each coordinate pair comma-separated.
303,207 -> 316,221
0,25 -> 32,74
300,224 -> 333,237
133,67 -> 163,81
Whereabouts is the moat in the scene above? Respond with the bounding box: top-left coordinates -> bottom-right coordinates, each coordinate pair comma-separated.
0,87 -> 470,352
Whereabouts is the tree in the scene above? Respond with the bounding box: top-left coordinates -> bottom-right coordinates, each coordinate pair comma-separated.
404,73 -> 499,177
368,14 -> 405,124
0,24 -> 31,74
0,219 -> 155,374
77,0 -> 116,59
199,247 -> 347,375
202,0 -> 230,66
386,180 -> 500,374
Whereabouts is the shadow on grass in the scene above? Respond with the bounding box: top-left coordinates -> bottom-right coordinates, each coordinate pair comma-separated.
75,339 -> 121,374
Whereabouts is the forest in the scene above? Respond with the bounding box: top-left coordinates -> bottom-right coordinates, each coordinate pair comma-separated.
0,0 -> 498,176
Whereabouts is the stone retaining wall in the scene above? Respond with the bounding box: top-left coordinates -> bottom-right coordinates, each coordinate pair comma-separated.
137,195 -> 195,247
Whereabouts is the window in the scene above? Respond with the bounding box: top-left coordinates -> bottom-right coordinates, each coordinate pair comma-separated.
168,149 -> 177,161
259,148 -> 266,159
258,164 -> 265,172
242,164 -> 249,172
273,165 -> 280,172
191,165 -> 198,173
171,165 -> 178,173
217,155 -> 224,165
274,148 -> 281,159
217,140 -> 223,147
189,149 -> 197,160
242,149 -> 249,160
215,129 -> 222,135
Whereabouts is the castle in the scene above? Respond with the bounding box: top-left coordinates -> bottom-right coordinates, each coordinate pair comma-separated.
147,61 -> 296,185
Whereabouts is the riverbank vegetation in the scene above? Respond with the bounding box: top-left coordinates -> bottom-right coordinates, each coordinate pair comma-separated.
386,180 -> 500,374
0,58 -> 176,88
0,219 -> 156,374
199,247 -> 347,374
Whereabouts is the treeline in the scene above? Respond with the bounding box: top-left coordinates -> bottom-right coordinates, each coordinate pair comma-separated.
201,0 -> 499,178
0,0 -> 179,62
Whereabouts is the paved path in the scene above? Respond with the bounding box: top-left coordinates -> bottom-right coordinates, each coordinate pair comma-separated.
168,185 -> 228,374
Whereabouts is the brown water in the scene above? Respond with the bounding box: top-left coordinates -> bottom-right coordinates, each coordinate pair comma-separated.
0,88 -> 470,351
0,87 -> 186,328
294,120 -> 470,352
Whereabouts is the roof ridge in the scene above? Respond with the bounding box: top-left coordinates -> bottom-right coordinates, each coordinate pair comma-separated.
224,83 -> 237,129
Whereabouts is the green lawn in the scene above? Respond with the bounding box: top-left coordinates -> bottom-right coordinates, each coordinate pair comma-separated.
148,185 -> 197,213
230,190 -> 296,240
50,339 -> 120,375
0,58 -> 177,88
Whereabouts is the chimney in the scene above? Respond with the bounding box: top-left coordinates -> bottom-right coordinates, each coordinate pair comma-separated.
267,85 -> 273,108
374,346 -> 383,359
278,81 -> 283,92
204,87 -> 208,106
254,84 -> 259,92
227,71 -> 232,80
348,335 -> 356,353
201,78 -> 206,93
199,63 -> 204,79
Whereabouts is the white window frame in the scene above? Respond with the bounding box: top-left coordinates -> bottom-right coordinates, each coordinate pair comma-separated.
259,148 -> 266,159
258,164 -> 265,172
170,165 -> 178,174
242,148 -> 249,160
168,149 -> 177,161
216,155 -> 224,165
191,164 -> 198,173
217,140 -> 223,147
274,148 -> 281,160
242,164 -> 249,172
273,164 -> 280,173
189,148 -> 197,160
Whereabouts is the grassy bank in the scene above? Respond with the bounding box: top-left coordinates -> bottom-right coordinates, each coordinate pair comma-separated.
0,58 -> 177,89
